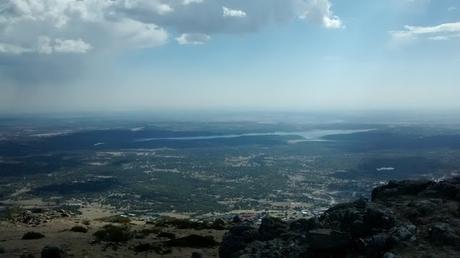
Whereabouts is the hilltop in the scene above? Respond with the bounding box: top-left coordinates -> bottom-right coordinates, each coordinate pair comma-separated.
220,177 -> 460,258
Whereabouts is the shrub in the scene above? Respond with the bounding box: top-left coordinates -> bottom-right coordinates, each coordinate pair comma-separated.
93,224 -> 132,242
41,246 -> 66,258
155,218 -> 208,230
97,215 -> 131,224
139,228 -> 160,236
157,232 -> 176,239
22,232 -> 45,240
5,206 -> 24,220
70,225 -> 88,233
211,218 -> 227,230
132,243 -> 171,254
166,234 -> 219,248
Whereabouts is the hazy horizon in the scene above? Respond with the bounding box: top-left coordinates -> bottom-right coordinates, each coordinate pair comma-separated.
1,0 -> 460,113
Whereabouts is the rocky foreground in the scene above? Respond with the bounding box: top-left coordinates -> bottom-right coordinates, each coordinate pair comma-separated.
220,177 -> 460,258
1,177 -> 459,257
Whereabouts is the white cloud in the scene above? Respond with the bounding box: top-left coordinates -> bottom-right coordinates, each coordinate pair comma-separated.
118,0 -> 174,15
37,36 -> 54,55
54,39 -> 93,53
299,0 -> 343,29
448,6 -> 457,12
0,0 -> 342,55
0,37 -> 91,56
0,0 -> 343,84
176,33 -> 210,45
183,0 -> 204,5
0,43 -> 31,55
111,18 -> 168,48
428,36 -> 449,41
390,22 -> 460,45
222,6 -> 247,18
404,23 -> 460,34
0,0 -> 169,55
322,15 -> 342,29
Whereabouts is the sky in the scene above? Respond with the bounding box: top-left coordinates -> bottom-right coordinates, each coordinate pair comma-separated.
0,0 -> 459,114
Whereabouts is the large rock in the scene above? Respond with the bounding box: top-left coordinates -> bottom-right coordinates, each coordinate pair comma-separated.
238,238 -> 308,258
219,225 -> 259,258
258,217 -> 288,241
307,228 -> 351,251
372,180 -> 435,201
360,232 -> 391,256
365,206 -> 396,230
319,199 -> 367,234
320,199 -> 395,238
429,222 -> 460,247
426,178 -> 460,200
390,224 -> 416,243
289,217 -> 320,233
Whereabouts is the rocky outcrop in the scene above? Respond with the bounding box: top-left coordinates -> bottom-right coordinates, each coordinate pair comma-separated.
220,177 -> 460,258
219,225 -> 260,258
9,208 -> 74,226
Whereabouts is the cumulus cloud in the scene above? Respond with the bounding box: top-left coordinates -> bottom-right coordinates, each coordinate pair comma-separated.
110,18 -> 168,48
183,0 -> 204,5
0,37 -> 92,55
0,42 -> 31,55
390,22 -> 460,45
299,0 -> 343,29
54,39 -> 93,53
222,6 -> 247,18
36,37 -> 93,54
176,33 -> 210,44
0,0 -> 169,53
0,0 -> 343,85
117,0 -> 174,15
0,0 -> 343,54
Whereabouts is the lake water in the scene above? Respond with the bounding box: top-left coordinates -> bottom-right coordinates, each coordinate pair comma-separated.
136,129 -> 372,142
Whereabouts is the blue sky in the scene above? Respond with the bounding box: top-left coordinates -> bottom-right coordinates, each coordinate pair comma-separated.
0,0 -> 459,113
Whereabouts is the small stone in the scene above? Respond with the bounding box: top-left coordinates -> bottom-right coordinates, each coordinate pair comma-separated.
383,252 -> 398,258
